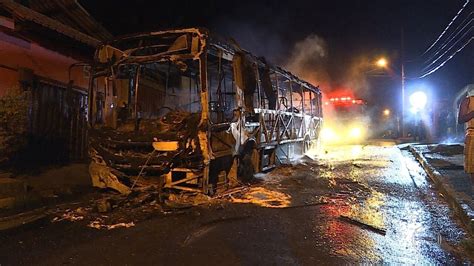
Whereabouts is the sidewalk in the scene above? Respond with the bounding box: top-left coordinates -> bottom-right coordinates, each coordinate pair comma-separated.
0,163 -> 92,222
409,143 -> 474,234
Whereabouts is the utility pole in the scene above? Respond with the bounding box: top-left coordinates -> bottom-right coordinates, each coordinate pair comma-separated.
401,27 -> 406,138
401,59 -> 405,137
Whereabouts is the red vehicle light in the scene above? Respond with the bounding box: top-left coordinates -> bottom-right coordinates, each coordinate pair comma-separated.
327,96 -> 364,105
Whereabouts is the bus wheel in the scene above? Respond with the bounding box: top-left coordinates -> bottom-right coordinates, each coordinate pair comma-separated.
238,149 -> 257,182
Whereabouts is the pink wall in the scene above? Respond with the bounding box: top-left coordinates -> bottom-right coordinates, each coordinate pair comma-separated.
0,31 -> 89,96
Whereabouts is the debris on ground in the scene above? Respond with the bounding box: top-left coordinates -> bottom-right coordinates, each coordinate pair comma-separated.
88,218 -> 135,230
213,186 -> 250,199
229,187 -> 291,208
51,207 -> 88,222
49,185 -> 222,230
50,151 -> 380,229
47,151 -> 379,230
96,198 -> 112,213
335,178 -> 370,196
339,215 -> 387,235
164,192 -> 213,209
182,224 -> 216,246
279,201 -> 329,210
50,186 -> 165,230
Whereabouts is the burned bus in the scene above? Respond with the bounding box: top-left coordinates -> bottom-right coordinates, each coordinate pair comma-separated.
87,28 -> 323,194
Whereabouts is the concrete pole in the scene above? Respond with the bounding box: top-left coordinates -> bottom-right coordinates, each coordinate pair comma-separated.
401,61 -> 406,137
401,27 -> 406,138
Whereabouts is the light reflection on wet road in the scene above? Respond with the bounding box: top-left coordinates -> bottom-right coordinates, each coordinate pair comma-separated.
306,142 -> 467,264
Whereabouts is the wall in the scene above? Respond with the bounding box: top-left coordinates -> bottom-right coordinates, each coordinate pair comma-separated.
0,30 -> 89,96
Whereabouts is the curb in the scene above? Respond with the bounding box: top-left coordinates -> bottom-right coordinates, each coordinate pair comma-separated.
409,145 -> 474,235
0,207 -> 47,231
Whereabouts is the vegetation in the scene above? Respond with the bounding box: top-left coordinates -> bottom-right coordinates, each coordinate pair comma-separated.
0,88 -> 29,165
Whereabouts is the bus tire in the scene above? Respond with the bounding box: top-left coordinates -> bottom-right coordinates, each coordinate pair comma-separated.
238,151 -> 255,182
238,144 -> 260,182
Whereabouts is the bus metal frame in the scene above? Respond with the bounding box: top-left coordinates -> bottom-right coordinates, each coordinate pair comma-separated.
87,28 -> 323,195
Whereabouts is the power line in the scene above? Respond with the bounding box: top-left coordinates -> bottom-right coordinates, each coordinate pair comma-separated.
422,25 -> 473,71
423,12 -> 473,65
422,0 -> 471,55
418,36 -> 473,78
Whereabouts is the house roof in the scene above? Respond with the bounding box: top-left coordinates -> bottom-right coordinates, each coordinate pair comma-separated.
26,0 -> 113,41
0,0 -> 101,47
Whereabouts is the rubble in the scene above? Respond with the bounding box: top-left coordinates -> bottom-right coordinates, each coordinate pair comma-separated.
50,188 -> 162,229
96,198 -> 112,213
49,186 -> 218,230
164,192 -> 213,209
89,162 -> 132,195
48,147 -> 380,229
51,208 -> 87,222
213,186 -> 250,199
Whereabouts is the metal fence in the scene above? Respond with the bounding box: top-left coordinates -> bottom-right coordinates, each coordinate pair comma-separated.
28,78 -> 87,163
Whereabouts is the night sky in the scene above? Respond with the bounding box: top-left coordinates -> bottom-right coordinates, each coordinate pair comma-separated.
80,0 -> 473,111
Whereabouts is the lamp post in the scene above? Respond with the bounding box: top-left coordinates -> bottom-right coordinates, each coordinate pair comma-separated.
374,56 -> 406,138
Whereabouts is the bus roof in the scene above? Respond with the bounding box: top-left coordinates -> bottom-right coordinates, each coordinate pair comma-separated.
99,28 -> 322,95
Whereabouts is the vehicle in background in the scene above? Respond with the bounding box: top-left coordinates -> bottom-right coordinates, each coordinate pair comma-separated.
321,95 -> 370,144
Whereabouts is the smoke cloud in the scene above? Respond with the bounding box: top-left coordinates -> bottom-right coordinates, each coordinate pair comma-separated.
284,34 -> 379,139
285,34 -> 373,99
284,34 -> 332,91
340,56 -> 373,98
214,25 -> 373,100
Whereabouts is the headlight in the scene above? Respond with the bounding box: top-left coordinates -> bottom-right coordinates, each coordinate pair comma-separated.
321,127 -> 338,141
349,127 -> 363,138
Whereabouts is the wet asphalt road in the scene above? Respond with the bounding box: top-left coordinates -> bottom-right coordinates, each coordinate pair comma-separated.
0,140 -> 471,265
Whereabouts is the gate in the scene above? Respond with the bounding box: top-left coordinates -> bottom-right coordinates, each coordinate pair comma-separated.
28,78 -> 87,163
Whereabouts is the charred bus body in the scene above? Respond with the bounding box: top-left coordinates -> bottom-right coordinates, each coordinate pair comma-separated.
87,28 -> 323,194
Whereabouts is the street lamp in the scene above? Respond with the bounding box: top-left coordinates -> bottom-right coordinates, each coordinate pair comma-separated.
409,90 -> 428,141
376,57 -> 388,68
409,91 -> 427,113
371,56 -> 406,137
